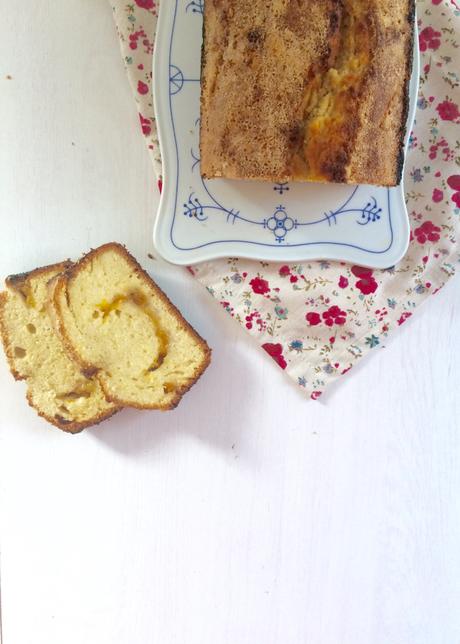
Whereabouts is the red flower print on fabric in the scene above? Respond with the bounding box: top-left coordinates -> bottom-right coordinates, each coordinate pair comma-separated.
306,312 -> 321,326
250,277 -> 270,294
262,343 -> 287,370
414,221 -> 441,244
351,265 -> 371,278
428,138 -> 451,161
351,265 -> 378,295
135,0 -> 155,9
279,265 -> 291,277
129,29 -> 147,51
245,311 -> 265,331
436,100 -> 460,122
447,176 -> 460,190
356,276 -> 378,295
137,80 -> 149,95
322,305 -> 347,327
397,312 -> 412,326
447,175 -> 460,209
139,113 -> 151,136
432,188 -> 443,203
338,276 -> 349,288
419,26 -> 441,52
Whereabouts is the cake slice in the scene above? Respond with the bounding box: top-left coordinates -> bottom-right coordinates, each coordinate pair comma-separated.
49,243 -> 211,409
0,263 -> 119,432
200,0 -> 415,186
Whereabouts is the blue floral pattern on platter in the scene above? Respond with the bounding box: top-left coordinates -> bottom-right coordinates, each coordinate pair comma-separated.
184,147 -> 385,243
152,0 -> 417,265
185,0 -> 204,14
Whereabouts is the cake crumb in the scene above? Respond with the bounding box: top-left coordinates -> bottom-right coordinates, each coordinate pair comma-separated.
147,253 -> 156,260
5,75 -> 12,80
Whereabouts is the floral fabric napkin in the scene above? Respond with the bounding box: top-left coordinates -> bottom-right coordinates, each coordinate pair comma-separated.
110,0 -> 460,398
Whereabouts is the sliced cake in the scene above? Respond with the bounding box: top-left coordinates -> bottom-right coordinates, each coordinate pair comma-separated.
0,263 -> 119,432
49,243 -> 211,409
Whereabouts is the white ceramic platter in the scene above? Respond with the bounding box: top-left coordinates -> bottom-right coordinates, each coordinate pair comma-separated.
153,0 -> 419,267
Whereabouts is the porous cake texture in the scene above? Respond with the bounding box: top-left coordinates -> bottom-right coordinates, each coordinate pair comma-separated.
0,264 -> 118,432
200,0 -> 415,186
49,243 -> 211,410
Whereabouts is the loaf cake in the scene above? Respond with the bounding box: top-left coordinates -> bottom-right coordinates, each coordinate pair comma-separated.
49,243 -> 211,410
200,0 -> 415,186
0,263 -> 118,432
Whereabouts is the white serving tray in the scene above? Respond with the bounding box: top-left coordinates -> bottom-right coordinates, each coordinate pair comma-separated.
153,0 -> 419,267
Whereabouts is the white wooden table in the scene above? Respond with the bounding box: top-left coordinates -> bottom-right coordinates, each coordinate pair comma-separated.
1,3 -> 460,643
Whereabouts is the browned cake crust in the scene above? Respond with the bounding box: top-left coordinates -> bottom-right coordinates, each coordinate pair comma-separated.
200,0 -> 415,186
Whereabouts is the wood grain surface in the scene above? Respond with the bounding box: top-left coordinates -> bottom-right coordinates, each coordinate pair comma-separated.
1,2 -> 460,643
